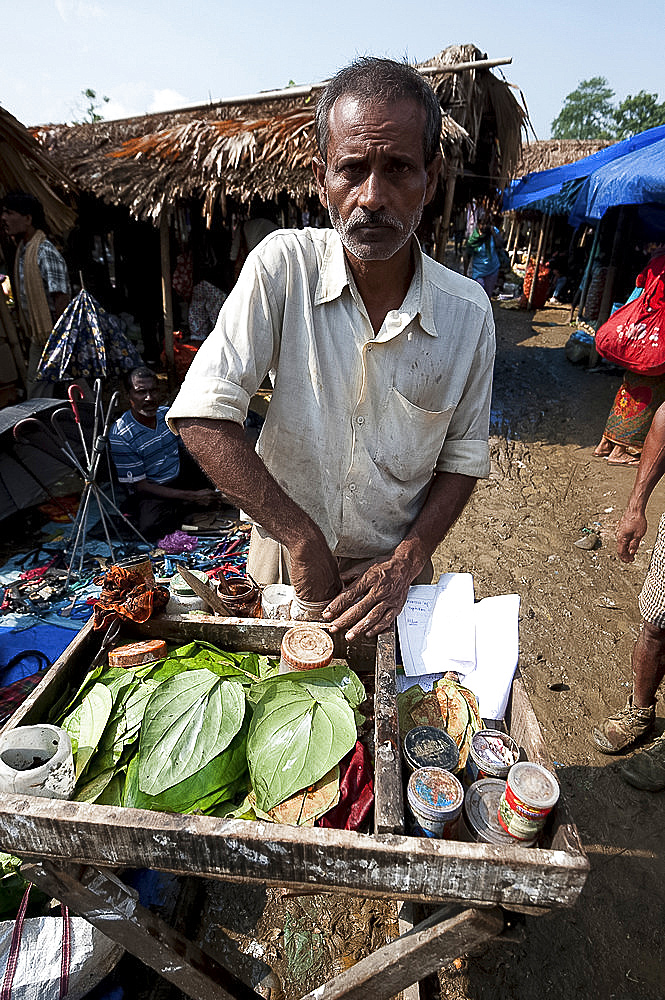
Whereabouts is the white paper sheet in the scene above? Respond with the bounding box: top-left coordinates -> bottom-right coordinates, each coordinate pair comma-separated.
463,594 -> 521,721
421,572 -> 476,676
396,585 -> 437,676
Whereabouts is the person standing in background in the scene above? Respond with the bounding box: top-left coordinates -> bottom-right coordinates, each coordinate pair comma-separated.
1,192 -> 70,398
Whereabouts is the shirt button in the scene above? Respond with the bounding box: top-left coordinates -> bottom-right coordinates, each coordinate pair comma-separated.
356,416 -> 365,425
348,483 -> 356,493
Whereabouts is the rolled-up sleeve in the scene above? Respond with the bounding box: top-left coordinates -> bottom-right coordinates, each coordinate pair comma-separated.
166,246 -> 282,433
435,309 -> 495,478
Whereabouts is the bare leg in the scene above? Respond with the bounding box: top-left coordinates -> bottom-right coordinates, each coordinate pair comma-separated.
593,435 -> 613,457
632,621 -> 665,708
607,445 -> 641,465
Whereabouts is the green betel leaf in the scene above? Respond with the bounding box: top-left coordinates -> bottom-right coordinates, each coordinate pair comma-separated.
62,682 -> 113,779
248,665 -> 365,709
247,678 -> 357,812
127,724 -> 248,813
138,669 -> 245,795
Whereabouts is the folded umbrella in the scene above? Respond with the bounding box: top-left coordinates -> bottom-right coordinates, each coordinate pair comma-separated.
37,289 -> 141,382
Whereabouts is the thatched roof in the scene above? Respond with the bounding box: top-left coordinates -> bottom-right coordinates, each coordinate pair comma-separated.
32,46 -> 526,227
419,44 -> 527,182
511,139 -> 612,179
0,106 -> 76,234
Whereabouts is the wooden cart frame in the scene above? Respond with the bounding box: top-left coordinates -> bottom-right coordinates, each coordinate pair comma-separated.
0,616 -> 589,999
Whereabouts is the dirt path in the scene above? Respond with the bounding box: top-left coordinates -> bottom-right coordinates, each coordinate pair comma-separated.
432,300 -> 665,1000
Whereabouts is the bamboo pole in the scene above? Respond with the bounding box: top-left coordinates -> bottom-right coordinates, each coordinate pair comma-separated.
103,59 -> 515,126
506,214 -> 516,253
159,212 -> 174,379
510,216 -> 522,267
527,215 -> 547,309
436,155 -> 460,263
575,223 -> 602,323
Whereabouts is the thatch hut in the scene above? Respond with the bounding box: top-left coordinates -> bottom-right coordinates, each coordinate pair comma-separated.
0,106 -> 76,234
30,46 -> 527,366
511,139 -> 612,180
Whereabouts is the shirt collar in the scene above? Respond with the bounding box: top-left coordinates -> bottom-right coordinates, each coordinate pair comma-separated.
314,230 -> 437,338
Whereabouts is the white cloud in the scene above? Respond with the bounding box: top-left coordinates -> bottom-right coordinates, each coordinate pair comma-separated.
55,0 -> 105,21
148,89 -> 189,114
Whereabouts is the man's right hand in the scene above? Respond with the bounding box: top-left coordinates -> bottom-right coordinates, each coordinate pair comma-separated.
288,535 -> 342,602
181,488 -> 217,505
616,509 -> 648,563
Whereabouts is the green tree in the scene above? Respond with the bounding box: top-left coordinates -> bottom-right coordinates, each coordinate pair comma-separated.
73,88 -> 110,124
613,90 -> 665,140
551,77 -> 615,139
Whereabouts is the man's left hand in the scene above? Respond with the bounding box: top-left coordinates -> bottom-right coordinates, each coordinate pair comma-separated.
322,555 -> 414,640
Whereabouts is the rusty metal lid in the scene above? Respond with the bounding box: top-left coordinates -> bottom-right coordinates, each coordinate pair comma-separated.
280,625 -> 334,670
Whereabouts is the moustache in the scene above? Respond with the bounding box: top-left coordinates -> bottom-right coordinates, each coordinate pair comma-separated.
346,211 -> 403,232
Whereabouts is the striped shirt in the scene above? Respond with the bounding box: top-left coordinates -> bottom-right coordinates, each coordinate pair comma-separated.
110,406 -> 180,485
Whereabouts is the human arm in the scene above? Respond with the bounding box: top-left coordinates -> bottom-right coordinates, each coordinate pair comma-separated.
323,471 -> 477,640
176,417 -> 342,600
133,479 -> 216,504
616,401 -> 665,562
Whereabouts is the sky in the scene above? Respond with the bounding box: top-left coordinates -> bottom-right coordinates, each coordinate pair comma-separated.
3,0 -> 664,141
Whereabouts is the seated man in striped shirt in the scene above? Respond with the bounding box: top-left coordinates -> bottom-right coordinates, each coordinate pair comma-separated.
110,366 -> 216,541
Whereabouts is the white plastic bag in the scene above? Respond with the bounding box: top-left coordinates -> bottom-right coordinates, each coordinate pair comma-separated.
0,914 -> 123,1000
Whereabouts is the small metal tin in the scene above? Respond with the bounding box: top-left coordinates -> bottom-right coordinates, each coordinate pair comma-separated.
279,625 -> 334,673
498,762 -> 560,842
407,766 -> 464,838
403,726 -> 460,774
461,778 -> 531,845
465,729 -> 519,785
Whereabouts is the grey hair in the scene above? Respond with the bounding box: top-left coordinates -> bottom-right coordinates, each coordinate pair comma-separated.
315,56 -> 442,165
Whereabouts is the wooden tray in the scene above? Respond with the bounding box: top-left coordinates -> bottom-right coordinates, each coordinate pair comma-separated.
0,614 -> 589,912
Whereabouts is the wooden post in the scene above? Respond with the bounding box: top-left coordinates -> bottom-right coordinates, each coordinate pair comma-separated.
575,222 -> 602,322
160,211 -> 175,380
527,215 -> 547,309
510,215 -> 522,267
300,905 -> 504,1000
596,207 -> 627,329
435,155 -> 460,263
506,214 -> 516,253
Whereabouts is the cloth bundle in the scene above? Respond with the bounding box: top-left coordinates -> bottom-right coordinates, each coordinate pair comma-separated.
92,566 -> 169,631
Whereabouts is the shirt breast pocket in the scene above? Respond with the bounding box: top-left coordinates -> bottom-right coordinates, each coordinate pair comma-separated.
374,387 -> 454,483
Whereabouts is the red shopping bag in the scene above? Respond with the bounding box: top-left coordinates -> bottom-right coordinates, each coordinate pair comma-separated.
595,252 -> 665,374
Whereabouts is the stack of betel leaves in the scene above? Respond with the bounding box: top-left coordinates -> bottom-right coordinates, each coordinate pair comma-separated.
48,641 -> 367,826
397,678 -> 482,768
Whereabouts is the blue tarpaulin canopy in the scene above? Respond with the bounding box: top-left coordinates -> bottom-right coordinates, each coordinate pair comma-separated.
503,124 -> 665,212
569,136 -> 665,226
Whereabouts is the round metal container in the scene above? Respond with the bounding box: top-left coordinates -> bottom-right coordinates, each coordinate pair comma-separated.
498,762 -> 560,842
403,726 -> 460,774
461,778 -> 531,845
465,729 -> 519,784
407,766 -> 464,839
279,625 -> 334,673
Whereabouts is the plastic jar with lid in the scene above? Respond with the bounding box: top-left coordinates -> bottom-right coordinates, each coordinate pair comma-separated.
279,625 -> 334,674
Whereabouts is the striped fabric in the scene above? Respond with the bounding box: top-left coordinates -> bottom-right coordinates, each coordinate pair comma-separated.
639,512 -> 665,628
109,405 -> 180,485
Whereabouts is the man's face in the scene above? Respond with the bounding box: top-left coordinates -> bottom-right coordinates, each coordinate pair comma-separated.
313,96 -> 441,262
1,208 -> 31,240
128,376 -> 160,421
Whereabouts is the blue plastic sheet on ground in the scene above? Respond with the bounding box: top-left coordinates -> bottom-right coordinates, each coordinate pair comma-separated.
0,621 -> 76,685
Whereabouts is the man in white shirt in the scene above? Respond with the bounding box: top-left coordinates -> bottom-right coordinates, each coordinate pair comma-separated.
168,57 -> 495,640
